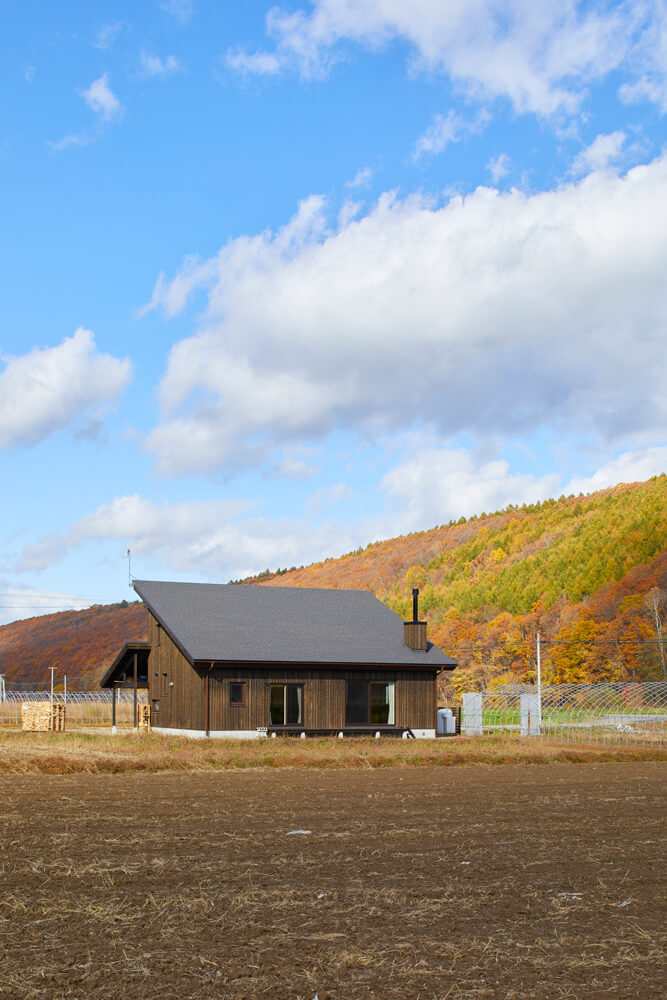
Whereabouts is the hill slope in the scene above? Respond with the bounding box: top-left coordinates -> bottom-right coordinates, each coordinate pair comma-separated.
1,476 -> 665,692
0,602 -> 147,691
253,476 -> 667,692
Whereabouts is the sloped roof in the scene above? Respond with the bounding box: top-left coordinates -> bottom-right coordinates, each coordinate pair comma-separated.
100,642 -> 151,688
132,580 -> 456,669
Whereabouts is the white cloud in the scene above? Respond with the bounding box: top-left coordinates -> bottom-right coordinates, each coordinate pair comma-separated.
413,108 -> 489,160
18,494 -> 255,573
160,0 -> 194,24
306,482 -> 352,514
487,152 -> 510,183
225,0 -> 638,116
346,166 -> 374,188
564,446 -> 667,495
48,132 -> 92,152
225,49 -> 282,76
0,328 -> 131,450
82,73 -> 124,122
619,1 -> 667,111
571,130 -> 626,175
50,73 -> 124,150
140,51 -> 183,78
142,155 -> 667,478
264,459 -> 320,481
16,446 -> 666,583
16,493 -> 357,582
380,448 -> 559,528
0,584 -> 94,627
93,22 -> 124,50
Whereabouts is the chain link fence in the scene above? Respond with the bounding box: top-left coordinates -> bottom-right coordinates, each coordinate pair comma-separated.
0,689 -> 148,729
462,681 -> 667,748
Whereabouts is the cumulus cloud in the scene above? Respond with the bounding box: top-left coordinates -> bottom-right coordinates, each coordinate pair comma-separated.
0,328 -> 131,450
571,130 -> 626,175
413,109 -> 489,160
17,493 -> 358,582
224,0 -> 640,116
140,51 -> 182,78
142,156 -> 667,478
18,494 -> 256,573
564,446 -> 667,495
380,448 -> 559,529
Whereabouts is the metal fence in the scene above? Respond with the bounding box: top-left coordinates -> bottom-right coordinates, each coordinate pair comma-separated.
0,689 -> 148,729
463,681 -> 667,748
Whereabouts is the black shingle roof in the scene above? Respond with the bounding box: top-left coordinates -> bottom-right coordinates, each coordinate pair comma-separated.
132,580 -> 456,668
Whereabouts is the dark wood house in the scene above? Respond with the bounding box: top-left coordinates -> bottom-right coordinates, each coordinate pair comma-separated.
118,580 -> 456,738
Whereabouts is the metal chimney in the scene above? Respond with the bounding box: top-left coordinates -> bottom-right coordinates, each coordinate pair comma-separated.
404,588 -> 427,650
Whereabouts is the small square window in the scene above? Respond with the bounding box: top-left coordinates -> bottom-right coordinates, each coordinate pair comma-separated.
152,699 -> 160,712
230,682 -> 246,706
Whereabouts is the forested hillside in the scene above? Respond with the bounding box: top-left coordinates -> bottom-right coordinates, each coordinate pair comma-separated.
254,476 -> 667,694
1,476 -> 665,693
0,601 -> 146,690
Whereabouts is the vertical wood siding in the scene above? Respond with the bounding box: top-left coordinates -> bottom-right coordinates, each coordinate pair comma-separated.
147,609 -> 440,732
207,666 -> 437,731
147,613 -> 204,730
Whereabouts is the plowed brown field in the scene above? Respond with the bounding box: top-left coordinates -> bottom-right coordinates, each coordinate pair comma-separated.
0,763 -> 665,999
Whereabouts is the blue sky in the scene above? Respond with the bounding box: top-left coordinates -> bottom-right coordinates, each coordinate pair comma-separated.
1,0 -> 666,624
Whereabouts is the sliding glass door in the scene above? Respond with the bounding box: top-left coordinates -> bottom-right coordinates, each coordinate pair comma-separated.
346,681 -> 395,725
270,684 -> 303,726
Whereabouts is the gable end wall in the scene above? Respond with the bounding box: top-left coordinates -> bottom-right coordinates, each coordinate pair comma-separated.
147,612 -> 204,730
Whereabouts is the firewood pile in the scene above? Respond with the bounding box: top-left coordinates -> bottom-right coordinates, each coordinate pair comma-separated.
22,702 -> 66,732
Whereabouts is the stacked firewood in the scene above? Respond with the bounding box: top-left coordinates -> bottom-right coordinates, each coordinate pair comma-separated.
22,703 -> 66,732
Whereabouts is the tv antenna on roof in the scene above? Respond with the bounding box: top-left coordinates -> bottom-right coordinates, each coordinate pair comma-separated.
123,547 -> 133,588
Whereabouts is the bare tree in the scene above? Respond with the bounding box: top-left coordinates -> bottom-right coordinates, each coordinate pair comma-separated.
643,588 -> 666,680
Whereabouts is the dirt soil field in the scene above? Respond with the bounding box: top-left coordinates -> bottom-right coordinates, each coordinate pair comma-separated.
0,764 -> 665,1000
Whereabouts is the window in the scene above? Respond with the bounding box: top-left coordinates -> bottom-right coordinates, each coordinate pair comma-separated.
156,623 -> 161,646
270,684 -> 303,726
346,681 -> 394,725
162,673 -> 169,696
152,699 -> 160,713
230,681 -> 246,706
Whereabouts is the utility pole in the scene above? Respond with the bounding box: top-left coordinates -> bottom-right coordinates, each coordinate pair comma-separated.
49,666 -> 56,707
536,632 -> 542,729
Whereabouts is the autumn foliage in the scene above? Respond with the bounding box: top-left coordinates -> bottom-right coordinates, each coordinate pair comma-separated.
254,476 -> 667,695
1,476 -> 665,693
0,602 -> 147,690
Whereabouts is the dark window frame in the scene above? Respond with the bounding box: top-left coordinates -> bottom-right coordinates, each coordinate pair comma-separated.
345,680 -> 395,726
230,681 -> 247,707
269,683 -> 304,727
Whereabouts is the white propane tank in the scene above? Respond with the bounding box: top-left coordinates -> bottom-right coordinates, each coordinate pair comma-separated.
437,708 -> 456,736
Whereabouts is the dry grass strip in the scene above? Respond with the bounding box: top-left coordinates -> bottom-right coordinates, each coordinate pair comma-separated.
0,730 -> 664,774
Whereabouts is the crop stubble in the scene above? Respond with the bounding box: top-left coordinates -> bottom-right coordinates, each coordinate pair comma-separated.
0,763 -> 665,999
